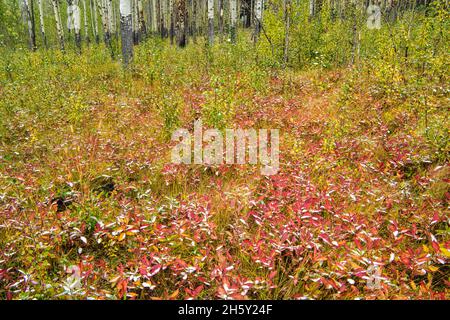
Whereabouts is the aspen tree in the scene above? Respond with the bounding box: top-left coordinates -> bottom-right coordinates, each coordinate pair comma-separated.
51,0 -> 65,51
98,0 -> 114,56
22,0 -> 36,50
151,0 -> 157,32
309,0 -> 315,18
207,0 -> 214,45
120,0 -> 133,66
82,0 -> 89,43
90,0 -> 99,43
67,0 -> 74,40
107,0 -> 115,38
100,0 -> 111,44
254,0 -> 262,43
230,0 -> 237,43
218,0 -> 223,41
37,0 -> 47,47
73,0 -> 82,51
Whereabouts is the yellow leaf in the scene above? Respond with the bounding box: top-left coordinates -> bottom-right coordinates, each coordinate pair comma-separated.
118,233 -> 126,241
440,247 -> 450,258
429,265 -> 439,272
410,281 -> 417,290
168,289 -> 179,299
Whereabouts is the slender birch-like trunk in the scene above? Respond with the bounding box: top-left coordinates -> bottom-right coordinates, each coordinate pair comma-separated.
23,0 -> 37,51
230,0 -> 237,43
254,0 -> 262,43
90,0 -> 99,43
218,0 -> 223,41
98,0 -> 114,57
151,0 -> 157,32
98,0 -> 110,44
207,0 -> 214,45
68,0 -> 82,51
67,0 -> 74,41
51,0 -> 65,51
82,0 -> 90,43
73,0 -> 82,52
107,0 -> 115,37
37,0 -> 47,48
309,0 -> 315,18
120,0 -> 133,66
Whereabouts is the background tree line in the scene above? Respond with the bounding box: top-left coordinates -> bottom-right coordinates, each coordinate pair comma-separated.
0,0 -> 447,68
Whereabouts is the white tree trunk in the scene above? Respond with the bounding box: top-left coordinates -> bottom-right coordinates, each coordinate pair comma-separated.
73,0 -> 82,51
90,0 -> 99,43
67,2 -> 74,31
309,0 -> 315,17
230,0 -> 237,43
51,0 -> 65,51
207,0 -> 214,45
98,0 -> 111,44
107,0 -> 114,35
82,0 -> 90,43
120,0 -> 133,66
22,0 -> 36,50
151,0 -> 157,32
37,0 -> 47,47
254,0 -> 263,42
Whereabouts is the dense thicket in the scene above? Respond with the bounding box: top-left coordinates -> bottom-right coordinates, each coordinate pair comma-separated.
0,0 -> 448,300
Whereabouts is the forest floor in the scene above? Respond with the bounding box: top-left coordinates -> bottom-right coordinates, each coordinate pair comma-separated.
0,41 -> 448,299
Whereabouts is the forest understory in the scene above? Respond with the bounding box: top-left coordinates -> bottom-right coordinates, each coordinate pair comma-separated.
0,1 -> 449,300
